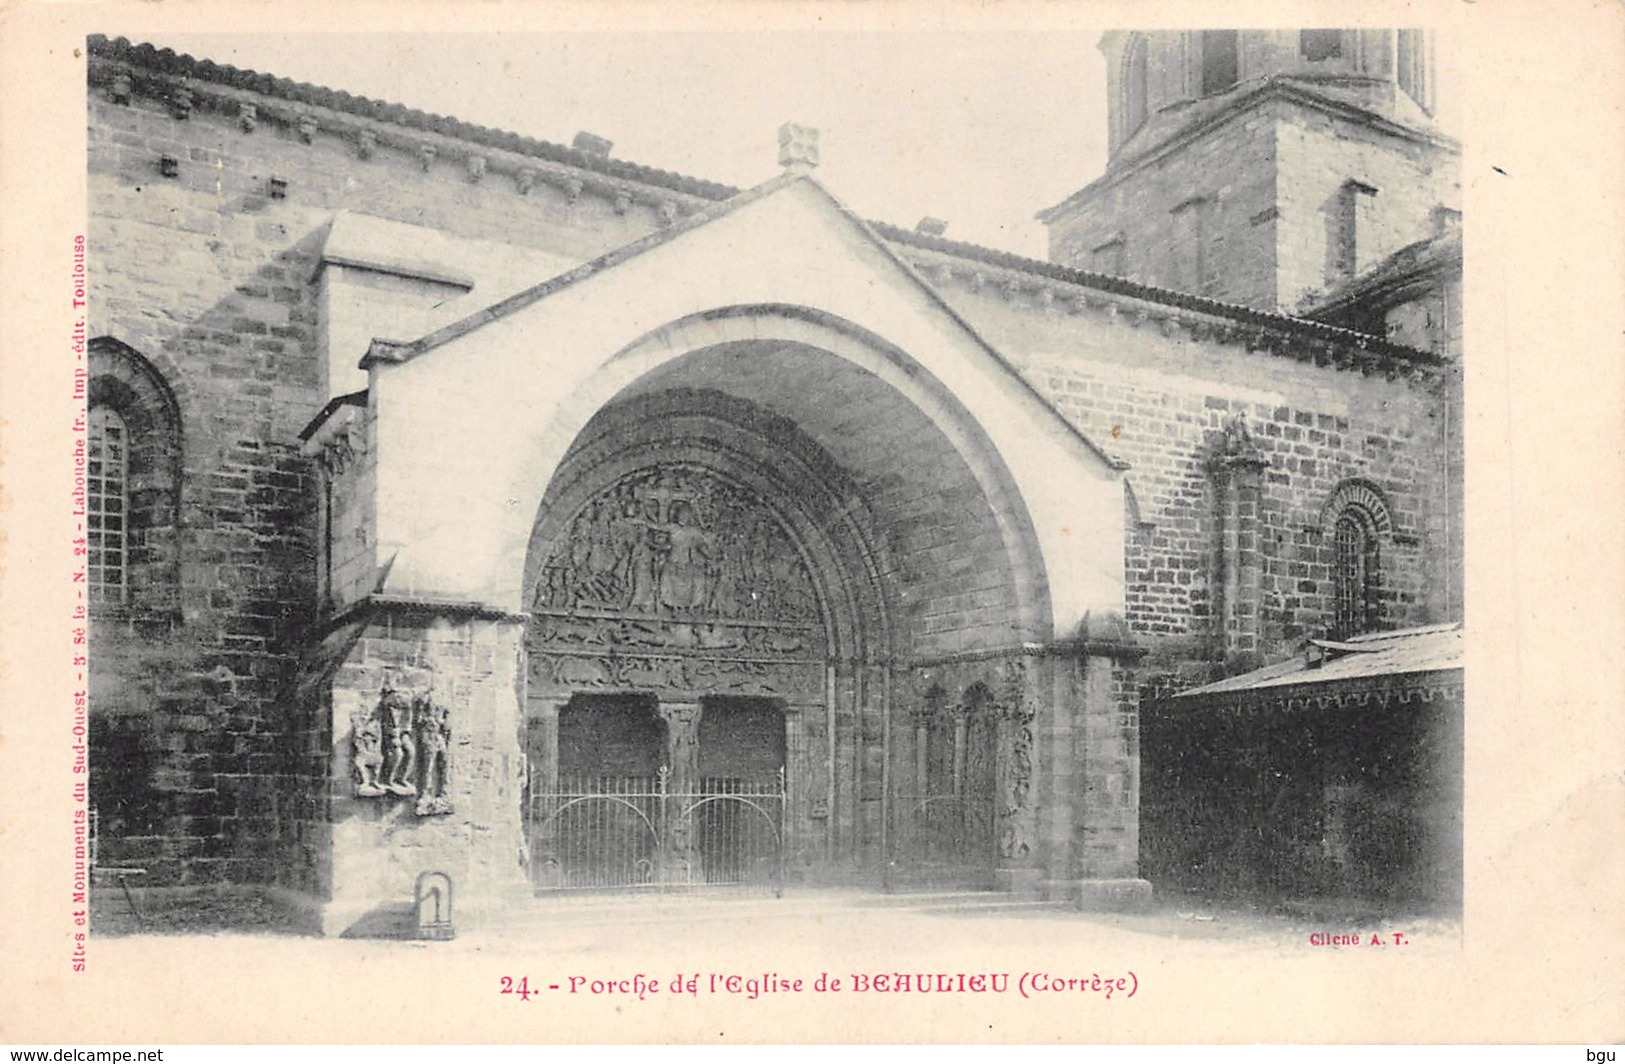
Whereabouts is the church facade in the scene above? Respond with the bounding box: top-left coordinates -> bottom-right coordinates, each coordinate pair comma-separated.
83,30 -> 1462,933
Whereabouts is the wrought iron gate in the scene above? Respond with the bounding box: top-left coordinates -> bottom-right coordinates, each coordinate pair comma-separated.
526,766 -> 785,896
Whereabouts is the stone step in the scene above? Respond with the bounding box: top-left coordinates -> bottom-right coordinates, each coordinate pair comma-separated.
484,887 -> 1056,929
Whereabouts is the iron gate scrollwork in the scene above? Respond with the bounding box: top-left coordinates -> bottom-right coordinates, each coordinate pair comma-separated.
527,766 -> 786,896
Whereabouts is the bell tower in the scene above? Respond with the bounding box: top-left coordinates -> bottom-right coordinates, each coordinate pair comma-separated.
1038,29 -> 1459,315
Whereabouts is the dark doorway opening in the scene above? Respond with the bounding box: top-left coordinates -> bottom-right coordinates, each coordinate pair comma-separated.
695,697 -> 786,884
557,693 -> 665,787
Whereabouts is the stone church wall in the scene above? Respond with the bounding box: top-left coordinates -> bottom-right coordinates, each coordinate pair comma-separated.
84,42 -> 1458,902
83,73 -> 680,886
922,273 -> 1455,683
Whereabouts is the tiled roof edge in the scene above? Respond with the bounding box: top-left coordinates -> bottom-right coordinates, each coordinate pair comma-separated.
87,35 -> 742,203
873,220 -> 1440,365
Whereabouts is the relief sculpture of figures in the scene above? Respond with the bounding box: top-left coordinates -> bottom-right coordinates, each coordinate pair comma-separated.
534,465 -> 816,623
997,665 -> 1036,860
351,709 -> 385,797
414,697 -> 454,817
379,687 -> 418,797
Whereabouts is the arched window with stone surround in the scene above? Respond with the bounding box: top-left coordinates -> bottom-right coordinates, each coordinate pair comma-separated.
86,337 -> 183,616
87,406 -> 131,603
1332,507 -> 1379,637
1320,479 -> 1393,638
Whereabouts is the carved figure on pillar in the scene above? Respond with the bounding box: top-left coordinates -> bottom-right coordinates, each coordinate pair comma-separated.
994,666 -> 1033,864
352,709 -> 385,797
380,687 -> 418,797
414,697 -> 454,816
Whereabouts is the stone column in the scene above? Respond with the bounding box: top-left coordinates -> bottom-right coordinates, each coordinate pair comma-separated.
993,657 -> 1041,895
656,701 -> 702,884
658,701 -> 703,791
526,696 -> 566,794
1211,412 -> 1271,667
1039,614 -> 1151,911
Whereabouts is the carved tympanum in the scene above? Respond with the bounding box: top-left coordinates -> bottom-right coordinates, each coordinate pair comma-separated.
529,466 -> 824,699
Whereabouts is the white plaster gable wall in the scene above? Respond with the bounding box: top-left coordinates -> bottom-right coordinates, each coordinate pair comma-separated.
367,178 -> 1127,639
317,211 -> 580,397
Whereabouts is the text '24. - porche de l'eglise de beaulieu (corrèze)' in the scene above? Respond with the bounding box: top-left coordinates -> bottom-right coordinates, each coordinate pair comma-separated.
83,29 -> 1462,934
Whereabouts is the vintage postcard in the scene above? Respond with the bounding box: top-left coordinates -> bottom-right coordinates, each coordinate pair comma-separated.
0,0 -> 1620,1048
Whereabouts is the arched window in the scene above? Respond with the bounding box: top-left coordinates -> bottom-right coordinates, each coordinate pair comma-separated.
88,406 -> 130,603
1320,479 -> 1394,638
1124,35 -> 1150,137
86,338 -> 183,616
1333,509 -> 1378,637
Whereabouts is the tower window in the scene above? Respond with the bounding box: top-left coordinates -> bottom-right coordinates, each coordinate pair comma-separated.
1397,29 -> 1428,111
1124,35 -> 1150,136
1171,197 -> 1214,295
1331,180 -> 1380,284
1333,511 -> 1378,637
1200,31 -> 1239,95
1300,30 -> 1343,62
1091,235 -> 1126,277
88,406 -> 129,604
